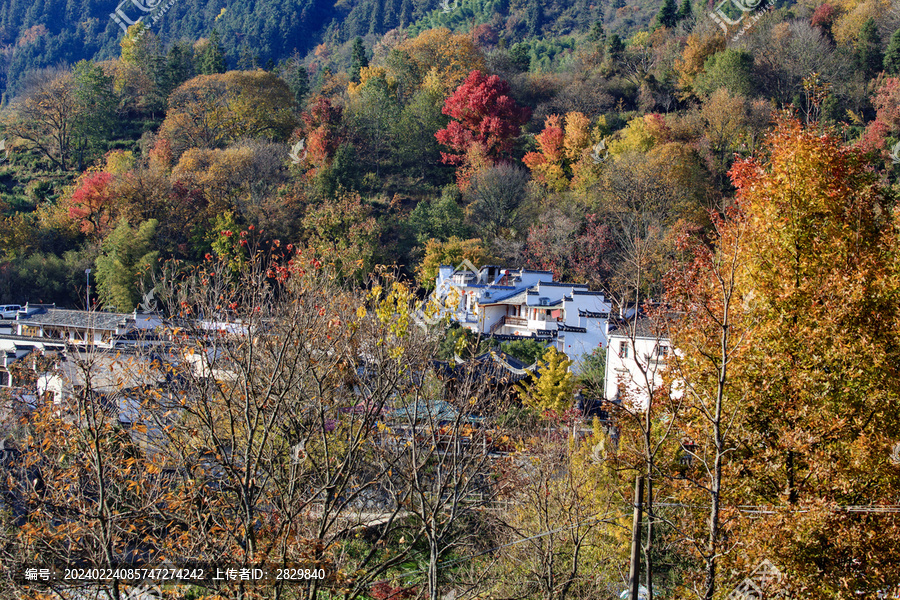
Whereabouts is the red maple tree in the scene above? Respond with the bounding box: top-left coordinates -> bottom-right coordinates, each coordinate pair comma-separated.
435,70 -> 531,166
65,171 -> 117,236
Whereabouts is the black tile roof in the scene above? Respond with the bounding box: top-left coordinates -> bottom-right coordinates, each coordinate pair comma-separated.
21,309 -> 132,331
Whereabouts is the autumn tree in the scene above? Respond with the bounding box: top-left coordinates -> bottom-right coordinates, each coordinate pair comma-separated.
158,70 -> 297,158
518,346 -> 574,415
524,211 -> 613,288
489,419 -> 627,600
724,117 -> 900,595
417,237 -> 489,290
301,190 -> 380,279
63,171 -> 119,237
386,28 -> 486,99
523,112 -> 598,192
663,207 -> 751,600
435,70 -> 531,167
3,347 -> 175,600
1,69 -> 78,171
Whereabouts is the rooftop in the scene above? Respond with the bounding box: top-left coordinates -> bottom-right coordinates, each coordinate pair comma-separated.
19,309 -> 133,331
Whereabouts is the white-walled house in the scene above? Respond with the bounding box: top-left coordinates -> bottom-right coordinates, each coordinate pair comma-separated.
9,304 -> 162,347
604,317 -> 679,411
433,265 -> 611,372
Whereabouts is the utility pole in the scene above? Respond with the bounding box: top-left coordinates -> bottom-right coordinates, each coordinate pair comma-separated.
85,269 -> 91,310
629,475 -> 644,600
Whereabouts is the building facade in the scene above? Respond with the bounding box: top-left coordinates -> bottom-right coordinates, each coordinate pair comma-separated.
434,265 -> 611,372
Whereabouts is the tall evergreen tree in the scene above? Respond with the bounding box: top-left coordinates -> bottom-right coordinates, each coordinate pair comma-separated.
368,0 -> 383,35
163,42 -> 195,96
286,59 -> 309,107
349,36 -> 369,83
399,0 -> 412,27
655,0 -> 679,29
607,33 -> 625,63
857,17 -> 883,79
677,0 -> 692,21
198,29 -> 226,75
885,27 -> 900,75
526,0 -> 543,37
589,20 -> 606,60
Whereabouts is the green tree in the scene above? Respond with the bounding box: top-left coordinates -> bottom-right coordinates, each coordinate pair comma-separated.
285,58 -> 309,107
163,41 -> 196,97
198,29 -> 227,75
518,346 -> 574,414
857,17 -> 884,79
886,28 -> 900,75
607,34 -> 625,64
694,49 -> 757,98
509,43 -> 531,71
71,60 -> 117,170
348,69 -> 398,175
94,219 -> 159,311
655,0 -> 679,29
677,0 -> 692,21
500,339 -> 546,365
394,85 -> 449,178
349,36 -> 369,83
406,188 -> 471,245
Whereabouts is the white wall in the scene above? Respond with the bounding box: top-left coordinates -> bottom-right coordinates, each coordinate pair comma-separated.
604,334 -> 673,411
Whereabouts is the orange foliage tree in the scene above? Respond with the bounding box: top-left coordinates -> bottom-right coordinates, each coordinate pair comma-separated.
63,171 -> 118,237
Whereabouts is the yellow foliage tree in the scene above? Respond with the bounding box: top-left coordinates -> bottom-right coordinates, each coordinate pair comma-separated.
388,28 -> 485,98
518,346 -> 575,415
416,236 -> 489,290
158,70 -> 297,157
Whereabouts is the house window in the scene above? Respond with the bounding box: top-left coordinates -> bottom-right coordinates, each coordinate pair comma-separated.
619,341 -> 629,358
656,344 -> 669,359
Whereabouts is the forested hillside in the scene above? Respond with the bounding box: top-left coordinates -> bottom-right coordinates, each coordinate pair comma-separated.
0,0 -> 655,100
4,0 -> 900,594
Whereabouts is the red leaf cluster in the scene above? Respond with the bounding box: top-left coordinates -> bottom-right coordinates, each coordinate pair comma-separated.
435,70 -> 531,166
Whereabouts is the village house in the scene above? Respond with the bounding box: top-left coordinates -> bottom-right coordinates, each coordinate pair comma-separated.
604,315 -> 680,411
0,303 -> 162,347
433,265 -> 611,372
